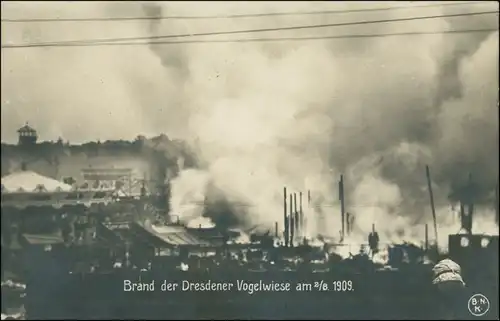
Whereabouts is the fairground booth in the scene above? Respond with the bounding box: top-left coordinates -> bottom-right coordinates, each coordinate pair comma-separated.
1,170 -> 116,276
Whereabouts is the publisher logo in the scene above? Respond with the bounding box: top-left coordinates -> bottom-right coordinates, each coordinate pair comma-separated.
468,294 -> 490,317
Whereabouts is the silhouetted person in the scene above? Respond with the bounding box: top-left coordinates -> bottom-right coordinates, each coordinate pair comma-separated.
432,259 -> 471,320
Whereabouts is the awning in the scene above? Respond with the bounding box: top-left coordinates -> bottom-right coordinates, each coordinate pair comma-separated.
142,221 -> 216,247
1,171 -> 72,193
22,233 -> 64,246
2,171 -> 115,209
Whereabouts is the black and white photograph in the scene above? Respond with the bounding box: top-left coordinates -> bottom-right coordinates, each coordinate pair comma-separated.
1,1 -> 499,320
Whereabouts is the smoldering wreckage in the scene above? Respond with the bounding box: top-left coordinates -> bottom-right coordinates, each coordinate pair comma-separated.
1,129 -> 498,320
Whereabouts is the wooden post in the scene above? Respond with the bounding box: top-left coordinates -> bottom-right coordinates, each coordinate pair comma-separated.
339,175 -> 345,241
307,190 -> 311,236
424,224 -> 429,252
425,165 -> 439,249
284,187 -> 288,247
299,191 -> 303,238
294,193 -> 299,236
495,182 -> 499,225
290,193 -> 294,247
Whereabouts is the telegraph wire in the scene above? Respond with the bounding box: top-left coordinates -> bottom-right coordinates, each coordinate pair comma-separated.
2,28 -> 497,49
0,1 -> 493,22
1,10 -> 497,49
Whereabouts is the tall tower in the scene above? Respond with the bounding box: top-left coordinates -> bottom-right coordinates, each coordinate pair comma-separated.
17,122 -> 38,146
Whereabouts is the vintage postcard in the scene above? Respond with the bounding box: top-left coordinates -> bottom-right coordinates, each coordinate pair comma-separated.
1,1 -> 499,320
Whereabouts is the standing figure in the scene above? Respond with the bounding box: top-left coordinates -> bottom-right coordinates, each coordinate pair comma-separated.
368,224 -> 380,257
432,259 -> 470,320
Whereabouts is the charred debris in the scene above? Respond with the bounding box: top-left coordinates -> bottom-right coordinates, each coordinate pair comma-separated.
4,163 -> 497,277
92,162 -> 497,274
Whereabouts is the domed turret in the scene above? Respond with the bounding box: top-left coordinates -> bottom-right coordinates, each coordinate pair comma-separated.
17,122 -> 38,146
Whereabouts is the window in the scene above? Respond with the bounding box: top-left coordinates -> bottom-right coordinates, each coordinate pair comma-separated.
481,238 -> 490,248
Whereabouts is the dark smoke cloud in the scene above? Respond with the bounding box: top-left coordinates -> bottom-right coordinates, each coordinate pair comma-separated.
1,1 -> 498,245
142,2 -> 190,81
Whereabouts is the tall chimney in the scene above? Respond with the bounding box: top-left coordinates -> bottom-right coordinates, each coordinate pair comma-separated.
289,193 -> 294,247
275,222 -> 278,238
339,175 -> 345,240
294,193 -> 299,236
299,192 -> 304,238
424,224 -> 429,252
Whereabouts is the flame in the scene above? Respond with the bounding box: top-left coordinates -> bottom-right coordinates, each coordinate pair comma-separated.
169,165 -> 498,255
231,231 -> 251,244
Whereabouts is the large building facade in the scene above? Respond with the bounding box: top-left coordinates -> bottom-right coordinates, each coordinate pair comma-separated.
1,124 -> 194,197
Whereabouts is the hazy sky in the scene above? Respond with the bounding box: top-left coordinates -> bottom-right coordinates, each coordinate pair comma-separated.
1,1 -> 499,242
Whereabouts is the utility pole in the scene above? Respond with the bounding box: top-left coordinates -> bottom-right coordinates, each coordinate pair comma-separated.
289,193 -> 294,247
284,187 -> 289,247
425,165 -> 439,249
495,182 -> 499,226
339,175 -> 345,241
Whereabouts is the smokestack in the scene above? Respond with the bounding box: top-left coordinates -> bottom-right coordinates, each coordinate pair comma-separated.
284,187 -> 289,247
275,222 -> 278,238
289,193 -> 294,247
294,193 -> 299,236
372,223 -> 375,233
299,192 -> 303,238
339,175 -> 345,240
424,224 -> 429,252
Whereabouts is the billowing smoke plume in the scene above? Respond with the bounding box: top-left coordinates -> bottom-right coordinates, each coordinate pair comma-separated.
1,2 -> 499,246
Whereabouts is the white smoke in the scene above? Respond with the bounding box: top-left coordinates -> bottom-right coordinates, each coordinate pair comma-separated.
1,2 -> 498,249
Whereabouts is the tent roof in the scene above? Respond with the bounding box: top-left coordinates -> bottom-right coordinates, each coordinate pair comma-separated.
143,221 -> 215,247
22,233 -> 64,245
17,123 -> 37,133
1,171 -> 72,194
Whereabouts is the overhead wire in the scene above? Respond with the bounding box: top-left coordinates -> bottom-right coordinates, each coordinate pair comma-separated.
0,1 -> 493,22
1,10 -> 498,49
2,29 -> 497,49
